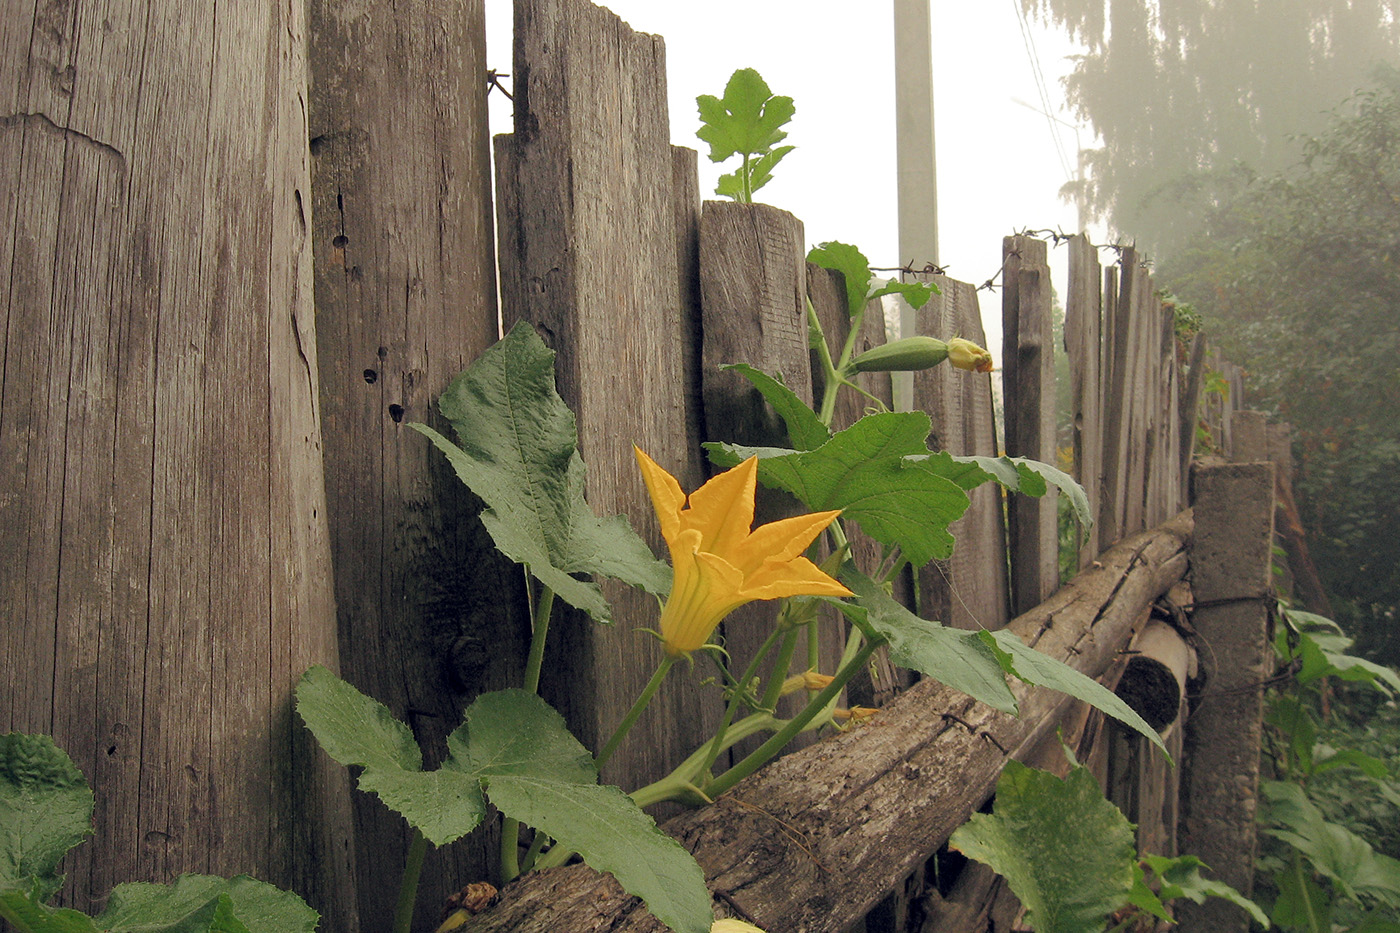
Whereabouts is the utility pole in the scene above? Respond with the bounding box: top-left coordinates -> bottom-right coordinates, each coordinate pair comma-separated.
893,0 -> 938,408
894,0 -> 939,269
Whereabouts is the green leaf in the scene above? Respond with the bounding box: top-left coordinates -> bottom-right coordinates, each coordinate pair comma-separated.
918,452 -> 1093,532
1272,860 -> 1333,931
743,145 -> 795,196
705,411 -> 971,566
294,666 -> 422,773
296,667 -> 484,846
1262,780 -> 1400,906
1142,854 -> 1271,927
1312,745 -> 1390,780
983,631 -> 1169,755
719,364 -> 830,451
410,321 -> 671,623
486,780 -> 711,933
0,886 -> 100,933
807,241 -> 874,317
450,690 -> 596,787
449,692 -> 712,933
868,279 -> 939,311
838,569 -> 1018,713
94,875 -> 317,933
696,68 -> 794,164
949,761 -> 1137,933
0,733 -> 94,901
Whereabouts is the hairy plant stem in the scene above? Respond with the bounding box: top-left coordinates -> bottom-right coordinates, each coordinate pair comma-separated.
759,628 -> 801,710
595,656 -> 678,771
700,626 -> 784,777
522,583 -> 555,695
392,829 -> 428,933
501,580 -> 557,882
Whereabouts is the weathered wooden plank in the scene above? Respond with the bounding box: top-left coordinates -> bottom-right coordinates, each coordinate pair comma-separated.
305,0 -> 520,924
696,200 -> 828,754
454,513 -> 1194,933
1001,236 -> 1058,614
1066,235 -> 1103,564
912,277 -> 1008,632
1099,255 -> 1133,545
1120,258 -> 1154,536
494,0 -> 718,790
0,2 -> 356,924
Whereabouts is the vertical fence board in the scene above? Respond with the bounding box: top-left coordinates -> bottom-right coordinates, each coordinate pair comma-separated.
914,278 -> 1008,631
306,0 -> 517,923
1001,236 -> 1058,615
0,2 -> 356,923
1066,235 -> 1103,563
495,0 -> 718,788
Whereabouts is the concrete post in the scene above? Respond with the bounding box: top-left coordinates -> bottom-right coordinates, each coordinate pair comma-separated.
1177,461 -> 1276,930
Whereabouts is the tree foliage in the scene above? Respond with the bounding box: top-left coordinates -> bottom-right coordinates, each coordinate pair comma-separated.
1161,68 -> 1400,663
1022,0 -> 1400,256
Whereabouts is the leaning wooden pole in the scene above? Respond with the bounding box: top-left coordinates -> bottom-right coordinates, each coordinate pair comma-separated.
0,2 -> 356,925
457,513 -> 1193,933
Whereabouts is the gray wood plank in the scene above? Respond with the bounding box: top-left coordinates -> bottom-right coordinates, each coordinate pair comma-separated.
0,3 -> 356,923
1001,236 -> 1058,615
494,0 -> 718,790
306,0 -> 520,923
1066,235 -> 1103,563
912,277 -> 1008,632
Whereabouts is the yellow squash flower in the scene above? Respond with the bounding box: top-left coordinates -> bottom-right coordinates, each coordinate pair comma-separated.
712,921 -> 768,933
947,337 -> 994,373
634,448 -> 852,656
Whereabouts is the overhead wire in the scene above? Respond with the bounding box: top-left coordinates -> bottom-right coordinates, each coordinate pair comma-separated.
1011,0 -> 1076,186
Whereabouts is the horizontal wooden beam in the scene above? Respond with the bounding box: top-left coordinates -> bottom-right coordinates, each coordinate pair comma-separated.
458,512 -> 1193,933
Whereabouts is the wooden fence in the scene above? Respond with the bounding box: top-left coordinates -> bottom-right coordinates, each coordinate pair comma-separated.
0,0 -> 1280,931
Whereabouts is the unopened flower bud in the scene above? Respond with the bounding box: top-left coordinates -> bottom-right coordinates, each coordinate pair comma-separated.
848,336 -> 949,373
947,337 -> 993,373
834,706 -> 880,721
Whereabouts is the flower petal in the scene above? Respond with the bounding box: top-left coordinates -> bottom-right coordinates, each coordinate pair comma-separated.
739,555 -> 853,602
736,508 -> 843,569
658,534 -> 746,654
634,447 -> 686,546
682,456 -> 758,555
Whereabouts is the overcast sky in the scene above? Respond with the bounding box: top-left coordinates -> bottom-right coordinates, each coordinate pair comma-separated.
482,1 -> 1100,341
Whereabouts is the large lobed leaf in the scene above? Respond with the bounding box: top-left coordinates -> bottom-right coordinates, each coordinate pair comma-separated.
806,242 -> 938,318
950,761 -> 1138,933
838,570 -> 1017,713
706,411 -> 971,567
410,321 -> 670,623
917,452 -> 1093,533
695,68 -> 793,164
1262,780 -> 1400,906
0,733 -> 94,902
297,672 -> 713,933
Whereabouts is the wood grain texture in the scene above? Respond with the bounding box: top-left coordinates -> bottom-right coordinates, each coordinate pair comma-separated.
1066,235 -> 1104,563
912,276 -> 1008,633
494,0 -> 718,790
1001,237 -> 1058,615
305,0 -> 521,925
0,2 -> 356,924
695,202 -> 839,757
452,512 -> 1194,933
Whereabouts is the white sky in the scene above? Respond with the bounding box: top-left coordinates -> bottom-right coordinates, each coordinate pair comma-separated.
482,1 -> 1102,342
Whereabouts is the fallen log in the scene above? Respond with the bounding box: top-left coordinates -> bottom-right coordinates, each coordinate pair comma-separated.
458,511 -> 1193,933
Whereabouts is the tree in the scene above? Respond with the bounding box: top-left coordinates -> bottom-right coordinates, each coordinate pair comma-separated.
1161,67 -> 1400,664
1022,0 -> 1400,257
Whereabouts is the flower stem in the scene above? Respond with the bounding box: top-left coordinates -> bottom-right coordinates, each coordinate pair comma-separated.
701,626 -> 784,776
392,829 -> 429,933
522,583 -> 555,695
595,655 -> 677,771
758,628 -> 800,710
705,637 -> 882,799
